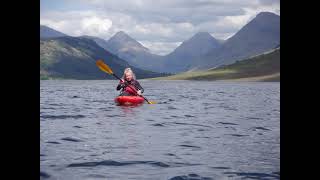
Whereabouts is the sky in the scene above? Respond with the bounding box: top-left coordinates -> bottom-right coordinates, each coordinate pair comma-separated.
40,0 -> 280,55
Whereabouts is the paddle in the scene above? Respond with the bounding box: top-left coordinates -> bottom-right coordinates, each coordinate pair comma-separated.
96,59 -> 156,104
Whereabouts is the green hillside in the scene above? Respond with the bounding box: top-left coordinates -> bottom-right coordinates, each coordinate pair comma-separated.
40,36 -> 166,80
150,48 -> 280,81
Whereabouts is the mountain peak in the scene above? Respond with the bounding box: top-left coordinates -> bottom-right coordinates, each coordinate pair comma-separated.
191,32 -> 214,40
189,32 -> 218,41
106,31 -> 149,56
40,25 -> 67,38
164,31 -> 222,72
229,11 -> 279,39
200,11 -> 280,70
112,31 -> 135,41
115,31 -> 127,36
255,11 -> 279,21
256,11 -> 279,17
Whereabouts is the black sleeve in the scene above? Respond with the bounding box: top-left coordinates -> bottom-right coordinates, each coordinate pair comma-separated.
134,81 -> 144,93
116,83 -> 125,91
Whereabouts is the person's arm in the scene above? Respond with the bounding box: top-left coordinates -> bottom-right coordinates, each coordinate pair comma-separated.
134,81 -> 144,94
116,79 -> 126,91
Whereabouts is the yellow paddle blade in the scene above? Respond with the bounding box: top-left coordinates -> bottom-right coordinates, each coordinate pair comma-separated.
96,59 -> 113,74
148,101 -> 156,104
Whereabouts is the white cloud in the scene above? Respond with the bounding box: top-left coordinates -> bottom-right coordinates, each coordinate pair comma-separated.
40,0 -> 279,55
211,32 -> 234,40
130,22 -> 195,42
81,16 -> 112,36
223,15 -> 253,28
41,11 -> 118,38
139,41 -> 182,55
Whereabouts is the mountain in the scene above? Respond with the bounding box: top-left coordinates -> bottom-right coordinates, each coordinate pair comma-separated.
80,35 -> 111,52
40,11 -> 279,75
40,36 -> 165,80
40,25 -> 67,39
163,32 -> 222,72
151,47 -> 280,81
107,11 -> 279,74
105,31 -> 149,55
100,31 -> 222,73
95,31 -> 165,72
196,12 -> 280,69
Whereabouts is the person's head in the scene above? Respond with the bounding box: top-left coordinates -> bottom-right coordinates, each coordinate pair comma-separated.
122,68 -> 136,81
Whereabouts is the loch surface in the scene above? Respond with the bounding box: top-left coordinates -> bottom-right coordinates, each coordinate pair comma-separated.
40,80 -> 280,180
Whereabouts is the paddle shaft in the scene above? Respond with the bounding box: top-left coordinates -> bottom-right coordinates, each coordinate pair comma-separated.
111,73 -> 152,104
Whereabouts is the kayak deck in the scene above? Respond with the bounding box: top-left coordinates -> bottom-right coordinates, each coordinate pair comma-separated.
115,96 -> 145,106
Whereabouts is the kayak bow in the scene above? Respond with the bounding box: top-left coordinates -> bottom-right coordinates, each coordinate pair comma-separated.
115,96 -> 145,106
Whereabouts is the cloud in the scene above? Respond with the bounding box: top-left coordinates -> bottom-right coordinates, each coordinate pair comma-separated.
40,0 -> 280,55
81,16 -> 112,36
139,41 -> 182,55
258,0 -> 280,6
41,11 -> 118,38
131,22 -> 196,42
80,0 -> 249,24
40,10 -> 196,42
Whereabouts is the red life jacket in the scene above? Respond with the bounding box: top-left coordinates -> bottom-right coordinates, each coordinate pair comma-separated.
124,84 -> 138,95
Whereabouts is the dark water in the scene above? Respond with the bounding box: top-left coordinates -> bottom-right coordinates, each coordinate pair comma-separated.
40,80 -> 280,180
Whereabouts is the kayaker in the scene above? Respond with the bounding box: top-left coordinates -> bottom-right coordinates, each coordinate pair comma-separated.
116,68 -> 144,96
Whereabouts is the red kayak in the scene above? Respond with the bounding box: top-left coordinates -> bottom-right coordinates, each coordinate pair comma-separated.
115,96 -> 145,106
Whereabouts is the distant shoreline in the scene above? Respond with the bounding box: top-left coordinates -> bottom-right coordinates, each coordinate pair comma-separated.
147,72 -> 279,82
40,74 -> 280,82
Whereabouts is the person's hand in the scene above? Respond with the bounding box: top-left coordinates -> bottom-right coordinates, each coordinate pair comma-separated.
119,79 -> 127,88
137,90 -> 142,95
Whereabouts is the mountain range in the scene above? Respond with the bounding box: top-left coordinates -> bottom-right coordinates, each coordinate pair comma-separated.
163,32 -> 222,72
194,12 -> 280,70
82,12 -> 279,73
40,11 -> 280,79
151,46 -> 280,81
40,36 -> 166,79
81,32 -> 164,72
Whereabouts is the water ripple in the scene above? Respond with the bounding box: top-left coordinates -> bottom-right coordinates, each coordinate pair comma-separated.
61,137 -> 84,142
223,171 -> 280,179
40,171 -> 50,179
152,123 -> 165,127
67,160 -> 202,168
217,122 -> 239,126
169,174 -> 213,180
170,122 -> 212,128
250,127 -> 271,131
46,141 -> 61,144
67,160 -> 170,168
226,134 -> 249,137
211,166 -> 231,170
40,115 -> 85,119
179,144 -> 201,149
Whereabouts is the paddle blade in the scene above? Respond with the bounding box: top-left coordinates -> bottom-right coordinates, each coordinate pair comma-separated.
148,101 -> 156,104
96,60 -> 113,74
